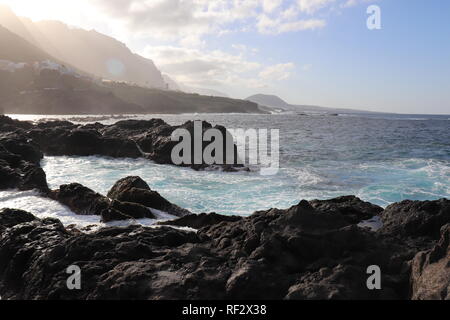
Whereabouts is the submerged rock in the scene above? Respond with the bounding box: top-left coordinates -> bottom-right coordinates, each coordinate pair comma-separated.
50,183 -> 156,222
107,176 -> 190,217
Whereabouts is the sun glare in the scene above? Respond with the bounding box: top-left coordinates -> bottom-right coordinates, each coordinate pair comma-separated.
0,0 -> 88,24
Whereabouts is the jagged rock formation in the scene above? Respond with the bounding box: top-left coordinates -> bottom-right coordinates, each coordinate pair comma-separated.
0,130 -> 48,193
0,196 -> 448,300
0,116 -> 448,301
1,115 -> 244,171
107,176 -> 190,217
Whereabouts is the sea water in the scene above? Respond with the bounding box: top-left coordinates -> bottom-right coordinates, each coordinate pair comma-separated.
1,112 -> 449,227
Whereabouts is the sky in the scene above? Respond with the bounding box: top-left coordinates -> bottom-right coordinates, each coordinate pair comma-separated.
0,0 -> 449,114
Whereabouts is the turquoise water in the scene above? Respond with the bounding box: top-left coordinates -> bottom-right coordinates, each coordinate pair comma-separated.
34,112 -> 450,216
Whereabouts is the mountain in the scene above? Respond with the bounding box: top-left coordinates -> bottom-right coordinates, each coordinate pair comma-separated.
0,6 -> 166,88
162,74 -> 230,98
245,94 -> 290,109
0,4 -> 38,46
0,27 -> 144,114
0,6 -> 265,115
20,19 -> 166,88
0,24 -> 53,63
0,25 -> 263,114
182,86 -> 230,98
162,74 -> 181,91
246,94 -> 379,114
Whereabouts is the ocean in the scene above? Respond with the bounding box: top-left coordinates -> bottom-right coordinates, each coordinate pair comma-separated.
1,112 -> 449,227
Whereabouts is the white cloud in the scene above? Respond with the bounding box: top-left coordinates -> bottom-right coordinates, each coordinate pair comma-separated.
259,63 -> 295,81
90,0 -> 261,44
341,0 -> 379,8
231,44 -> 259,55
262,0 -> 283,13
297,0 -> 336,14
143,45 -> 262,87
89,0 -> 341,43
257,14 -> 326,34
143,45 -> 295,89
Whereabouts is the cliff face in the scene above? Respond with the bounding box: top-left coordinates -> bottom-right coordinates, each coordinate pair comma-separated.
0,5 -> 166,89
22,19 -> 166,89
0,25 -> 53,63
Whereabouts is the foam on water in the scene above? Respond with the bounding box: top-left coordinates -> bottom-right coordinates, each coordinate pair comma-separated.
40,155 -> 449,218
2,112 -> 449,225
0,189 -> 179,229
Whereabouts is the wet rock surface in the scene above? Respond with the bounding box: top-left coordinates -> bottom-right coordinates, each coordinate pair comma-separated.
107,176 -> 190,217
0,196 -> 448,300
1,116 -> 245,171
158,212 -> 242,229
0,131 -> 48,193
49,183 -> 157,222
0,115 -> 448,300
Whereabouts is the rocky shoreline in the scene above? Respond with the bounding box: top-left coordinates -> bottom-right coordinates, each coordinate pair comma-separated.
0,196 -> 448,300
0,115 -> 449,300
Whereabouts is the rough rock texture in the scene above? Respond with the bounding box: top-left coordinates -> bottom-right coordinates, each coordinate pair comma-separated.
285,264 -> 393,300
310,196 -> 383,224
28,127 -> 143,158
0,197 -> 448,300
0,208 -> 37,232
381,199 -> 450,239
1,116 -> 244,171
50,183 -> 156,222
18,117 -> 243,171
0,132 -> 48,193
411,224 -> 449,300
0,115 -> 33,132
107,176 -> 190,217
158,212 -> 242,229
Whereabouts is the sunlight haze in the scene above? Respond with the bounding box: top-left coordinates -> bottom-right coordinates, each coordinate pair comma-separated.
0,0 -> 449,114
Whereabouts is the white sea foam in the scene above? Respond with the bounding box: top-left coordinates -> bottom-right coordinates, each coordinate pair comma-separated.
0,189 -> 97,227
358,216 -> 383,231
3,113 -> 448,223
0,189 -> 182,230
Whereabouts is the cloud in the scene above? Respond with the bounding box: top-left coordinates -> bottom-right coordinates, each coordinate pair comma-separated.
90,0 -> 339,43
297,0 -> 336,14
90,0 -> 261,44
262,0 -> 283,13
259,63 -> 295,81
232,44 -> 259,54
341,0 -> 380,8
143,45 -> 262,86
257,15 -> 326,34
86,0 -> 373,92
143,45 -> 295,89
